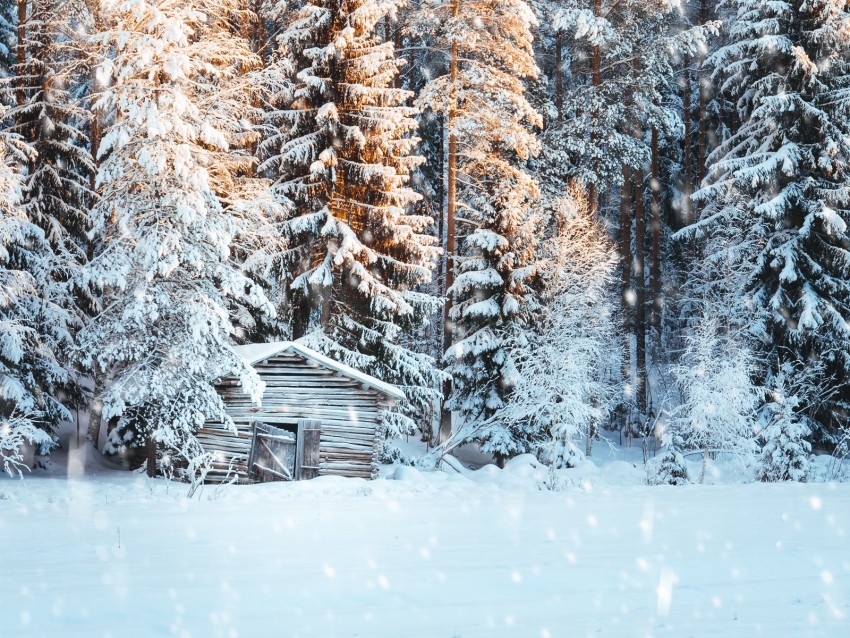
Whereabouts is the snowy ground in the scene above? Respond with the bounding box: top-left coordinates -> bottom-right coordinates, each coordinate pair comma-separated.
2,428 -> 849,637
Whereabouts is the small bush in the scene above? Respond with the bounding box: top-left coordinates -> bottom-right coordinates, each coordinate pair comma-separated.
647,449 -> 690,486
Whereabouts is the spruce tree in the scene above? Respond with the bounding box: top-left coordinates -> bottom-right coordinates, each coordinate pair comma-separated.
755,365 -> 818,481
414,0 -> 544,461
79,0 -> 271,473
757,394 -> 812,482
6,0 -> 94,284
261,0 -> 444,437
695,0 -> 850,443
646,448 -> 690,486
0,121 -> 75,474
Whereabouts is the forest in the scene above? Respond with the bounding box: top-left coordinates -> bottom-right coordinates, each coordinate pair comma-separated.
1,0 -> 849,485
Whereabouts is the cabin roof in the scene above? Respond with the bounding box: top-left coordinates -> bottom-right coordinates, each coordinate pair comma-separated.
232,341 -> 406,402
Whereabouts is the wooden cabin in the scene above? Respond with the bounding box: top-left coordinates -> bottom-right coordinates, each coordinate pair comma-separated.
197,342 -> 405,484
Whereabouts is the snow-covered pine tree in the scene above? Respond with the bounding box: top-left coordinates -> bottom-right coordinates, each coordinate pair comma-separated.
261,0 -> 444,437
486,186 -> 620,464
0,1 -> 15,71
0,119 -> 75,475
646,448 -> 690,486
80,0 -> 271,474
5,0 -> 95,296
757,382 -> 812,482
694,0 -> 850,443
672,315 -> 760,483
412,0 -> 544,461
541,0 -> 649,201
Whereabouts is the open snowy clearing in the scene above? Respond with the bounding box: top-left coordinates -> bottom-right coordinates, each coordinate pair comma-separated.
2,434 -> 849,638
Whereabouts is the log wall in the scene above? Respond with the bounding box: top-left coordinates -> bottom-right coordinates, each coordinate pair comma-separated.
198,353 -> 391,483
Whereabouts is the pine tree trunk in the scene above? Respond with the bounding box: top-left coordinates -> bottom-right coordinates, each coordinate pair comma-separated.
253,0 -> 266,60
697,0 -> 709,202
588,0 -> 602,213
650,126 -> 662,341
634,163 -> 647,418
620,163 -> 633,419
390,14 -> 402,89
87,0 -> 103,192
87,370 -> 105,448
682,59 -> 692,227
620,166 -> 633,306
439,0 -> 460,445
632,60 -> 646,419
15,0 -> 26,107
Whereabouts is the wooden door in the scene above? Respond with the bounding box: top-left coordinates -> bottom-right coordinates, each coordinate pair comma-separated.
248,422 -> 297,482
295,419 -> 322,480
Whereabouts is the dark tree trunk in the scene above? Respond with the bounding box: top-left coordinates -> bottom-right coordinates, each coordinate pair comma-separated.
15,0 -> 26,107
146,433 -> 156,478
588,0 -> 602,214
440,0 -> 460,445
634,163 -> 647,418
87,371 -> 105,448
620,163 -> 633,421
682,58 -> 692,227
650,126 -> 662,340
697,0 -> 709,204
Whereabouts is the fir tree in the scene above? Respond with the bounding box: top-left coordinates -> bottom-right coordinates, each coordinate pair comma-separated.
0,0 -> 14,71
261,0 -> 444,436
5,0 -> 95,284
0,119 -> 75,474
694,0 -> 850,442
413,0 -> 544,461
646,448 -> 690,486
79,0 -> 271,474
757,369 -> 812,482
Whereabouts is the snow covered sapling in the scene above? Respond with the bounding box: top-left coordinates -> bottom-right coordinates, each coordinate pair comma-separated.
757,372 -> 812,482
646,448 -> 690,486
673,316 -> 760,483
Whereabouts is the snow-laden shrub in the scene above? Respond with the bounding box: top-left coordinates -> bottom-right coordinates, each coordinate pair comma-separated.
646,449 -> 690,486
1,410 -> 53,477
548,437 -> 585,469
381,442 -> 416,467
672,316 -> 760,482
538,466 -> 573,492
757,390 -> 811,482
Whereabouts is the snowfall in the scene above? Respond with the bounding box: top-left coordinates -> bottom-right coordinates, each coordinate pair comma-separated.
2,425 -> 849,638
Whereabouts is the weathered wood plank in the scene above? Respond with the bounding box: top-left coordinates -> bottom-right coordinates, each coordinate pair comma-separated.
296,419 -> 322,480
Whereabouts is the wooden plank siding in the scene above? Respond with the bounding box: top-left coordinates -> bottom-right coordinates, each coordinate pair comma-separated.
199,353 -> 393,483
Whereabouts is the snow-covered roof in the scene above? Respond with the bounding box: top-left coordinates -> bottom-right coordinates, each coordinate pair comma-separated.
232,341 -> 406,402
